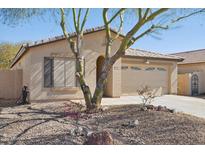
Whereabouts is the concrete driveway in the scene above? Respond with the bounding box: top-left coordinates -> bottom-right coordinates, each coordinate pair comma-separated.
102,95 -> 205,119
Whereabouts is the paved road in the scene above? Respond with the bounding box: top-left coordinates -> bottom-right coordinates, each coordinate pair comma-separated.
102,95 -> 205,118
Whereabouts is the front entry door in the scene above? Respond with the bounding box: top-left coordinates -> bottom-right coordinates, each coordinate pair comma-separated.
191,74 -> 199,96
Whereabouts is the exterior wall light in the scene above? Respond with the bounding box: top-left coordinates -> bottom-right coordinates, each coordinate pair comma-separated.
145,59 -> 150,64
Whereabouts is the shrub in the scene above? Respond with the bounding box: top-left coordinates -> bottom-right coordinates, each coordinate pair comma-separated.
137,85 -> 157,107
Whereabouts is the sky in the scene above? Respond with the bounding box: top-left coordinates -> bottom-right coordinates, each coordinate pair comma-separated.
1,8 -> 205,54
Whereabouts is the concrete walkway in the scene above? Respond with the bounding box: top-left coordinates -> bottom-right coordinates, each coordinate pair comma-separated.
102,95 -> 205,119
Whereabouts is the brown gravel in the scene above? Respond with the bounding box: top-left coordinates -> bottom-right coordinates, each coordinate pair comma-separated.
1,100 -> 205,145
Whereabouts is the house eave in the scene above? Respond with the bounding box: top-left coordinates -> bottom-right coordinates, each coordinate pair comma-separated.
10,45 -> 28,68
122,55 -> 184,62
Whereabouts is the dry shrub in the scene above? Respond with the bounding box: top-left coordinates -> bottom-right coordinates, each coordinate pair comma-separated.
137,85 -> 157,107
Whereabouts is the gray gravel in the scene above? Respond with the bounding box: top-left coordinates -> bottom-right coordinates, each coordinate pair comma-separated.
0,101 -> 85,144
1,100 -> 205,145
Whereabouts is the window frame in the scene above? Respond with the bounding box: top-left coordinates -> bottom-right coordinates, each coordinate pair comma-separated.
157,67 -> 167,72
121,66 -> 128,70
145,67 -> 155,71
43,56 -> 85,88
43,57 -> 54,88
130,66 -> 141,71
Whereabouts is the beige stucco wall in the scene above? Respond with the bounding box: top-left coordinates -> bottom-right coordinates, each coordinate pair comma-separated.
0,70 -> 22,99
178,63 -> 205,94
121,58 -> 178,96
169,62 -> 178,94
12,30 -> 122,101
104,58 -> 121,97
11,51 -> 31,87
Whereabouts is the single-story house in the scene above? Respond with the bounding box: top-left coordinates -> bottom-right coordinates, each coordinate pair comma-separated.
172,49 -> 205,96
10,26 -> 183,101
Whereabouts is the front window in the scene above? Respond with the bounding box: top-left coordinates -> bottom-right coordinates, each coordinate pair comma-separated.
44,57 -> 77,88
121,66 -> 128,70
157,67 -> 166,71
130,66 -> 141,71
145,67 -> 155,71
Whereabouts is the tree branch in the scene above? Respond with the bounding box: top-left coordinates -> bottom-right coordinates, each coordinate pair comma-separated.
107,8 -> 126,24
77,8 -> 82,31
145,8 -> 169,23
138,8 -> 142,21
80,8 -> 89,33
172,9 -> 205,23
128,25 -> 169,47
103,8 -> 112,58
109,8 -> 170,66
60,8 -> 76,56
111,11 -> 124,41
142,8 -> 150,20
72,8 -> 79,33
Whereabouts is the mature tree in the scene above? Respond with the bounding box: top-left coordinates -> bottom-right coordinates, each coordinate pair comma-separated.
60,8 -> 92,109
0,43 -> 21,69
60,8 -> 205,111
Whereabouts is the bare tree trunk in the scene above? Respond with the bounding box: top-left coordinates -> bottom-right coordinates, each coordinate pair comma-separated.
76,57 -> 92,109
91,59 -> 114,109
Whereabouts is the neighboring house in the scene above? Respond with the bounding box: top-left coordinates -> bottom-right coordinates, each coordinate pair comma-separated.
10,26 -> 182,101
172,49 -> 205,96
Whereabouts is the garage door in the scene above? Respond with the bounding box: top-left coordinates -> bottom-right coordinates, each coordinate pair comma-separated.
121,61 -> 169,96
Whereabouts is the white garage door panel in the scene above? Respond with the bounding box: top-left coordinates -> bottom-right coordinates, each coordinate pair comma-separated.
122,63 -> 168,96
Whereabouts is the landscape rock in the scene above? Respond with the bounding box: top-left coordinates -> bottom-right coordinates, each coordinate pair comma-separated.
69,128 -> 76,136
75,127 -> 84,136
84,131 -> 114,145
86,130 -> 93,137
140,106 -> 147,111
134,119 -> 139,126
168,109 -> 175,113
157,105 -> 163,111
101,106 -> 109,112
142,104 -> 174,113
122,120 -> 139,128
146,105 -> 155,110
129,138 -> 145,145
70,126 -> 90,137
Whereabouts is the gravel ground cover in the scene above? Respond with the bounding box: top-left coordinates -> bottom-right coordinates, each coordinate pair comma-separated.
1,100 -> 205,145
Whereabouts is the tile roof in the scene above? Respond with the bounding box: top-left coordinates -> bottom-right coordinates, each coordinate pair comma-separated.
21,26 -> 109,48
10,26 -> 183,68
125,48 -> 183,61
171,49 -> 205,64
11,26 -> 124,67
11,26 -> 109,68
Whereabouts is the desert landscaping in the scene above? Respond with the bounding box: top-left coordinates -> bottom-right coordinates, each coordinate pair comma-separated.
1,100 -> 205,145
